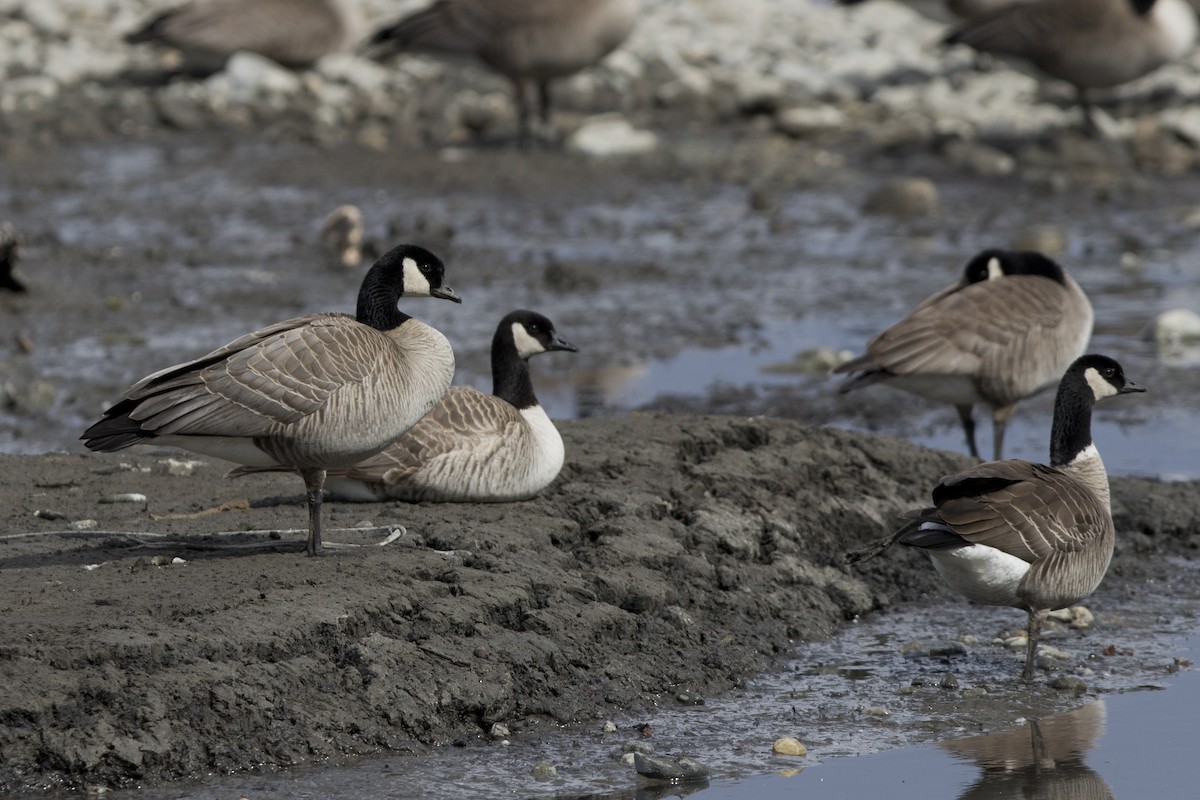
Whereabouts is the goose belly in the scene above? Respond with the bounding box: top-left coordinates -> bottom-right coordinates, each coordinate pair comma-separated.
887,374 -> 985,406
927,544 -> 1030,607
391,406 -> 565,502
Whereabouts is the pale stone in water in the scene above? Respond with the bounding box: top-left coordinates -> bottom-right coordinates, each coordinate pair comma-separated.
772,736 -> 807,756
567,115 -> 658,158
862,178 -> 939,219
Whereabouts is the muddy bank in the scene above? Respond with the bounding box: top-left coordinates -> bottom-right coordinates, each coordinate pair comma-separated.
1,413 -> 1197,794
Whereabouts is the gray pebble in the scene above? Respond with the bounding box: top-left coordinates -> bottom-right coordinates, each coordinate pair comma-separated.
861,178 -> 939,219
633,752 -> 710,781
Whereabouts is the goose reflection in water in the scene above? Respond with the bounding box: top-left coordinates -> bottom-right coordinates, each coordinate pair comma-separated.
942,701 -> 1113,800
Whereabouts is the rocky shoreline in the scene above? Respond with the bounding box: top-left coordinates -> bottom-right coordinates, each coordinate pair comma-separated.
4,0 -> 1200,173
1,415 -> 1198,793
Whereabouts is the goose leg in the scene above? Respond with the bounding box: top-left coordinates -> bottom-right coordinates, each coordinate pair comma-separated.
300,468 -> 328,556
1077,87 -> 1099,136
992,403 -> 1017,461
537,80 -> 553,127
1022,608 -> 1047,683
955,404 -> 981,460
512,78 -> 533,147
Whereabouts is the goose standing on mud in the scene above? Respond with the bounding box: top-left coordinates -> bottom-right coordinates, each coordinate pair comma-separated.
242,309 -> 579,502
835,249 -> 1094,461
943,0 -> 1198,130
365,0 -> 639,143
847,354 -> 1146,683
81,244 -> 461,555
125,0 -> 363,74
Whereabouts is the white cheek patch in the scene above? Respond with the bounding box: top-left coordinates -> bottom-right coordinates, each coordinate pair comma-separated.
986,257 -> 1003,280
402,257 -> 433,296
1084,367 -> 1118,400
511,322 -> 546,359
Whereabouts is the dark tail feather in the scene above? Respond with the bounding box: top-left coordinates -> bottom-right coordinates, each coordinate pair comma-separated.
124,11 -> 173,45
81,405 -> 154,452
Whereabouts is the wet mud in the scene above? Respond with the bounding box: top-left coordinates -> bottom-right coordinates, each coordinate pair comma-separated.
1,414 -> 1197,794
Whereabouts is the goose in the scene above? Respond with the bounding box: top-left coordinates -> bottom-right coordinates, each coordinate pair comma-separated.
125,0 -> 363,74
80,243 -> 461,555
943,0 -> 1198,130
319,204 -> 365,269
0,225 -> 23,293
237,309 -> 579,501
847,354 -> 1145,683
365,0 -> 639,143
834,249 -> 1094,461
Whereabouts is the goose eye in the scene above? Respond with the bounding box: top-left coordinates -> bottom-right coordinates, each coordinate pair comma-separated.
1104,368 -> 1115,378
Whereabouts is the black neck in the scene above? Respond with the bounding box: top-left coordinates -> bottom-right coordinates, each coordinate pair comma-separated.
492,334 -> 537,410
355,262 -> 409,331
1131,0 -> 1157,14
1049,377 -> 1095,466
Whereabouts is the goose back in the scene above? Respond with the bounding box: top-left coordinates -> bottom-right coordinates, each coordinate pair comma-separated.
127,0 -> 361,71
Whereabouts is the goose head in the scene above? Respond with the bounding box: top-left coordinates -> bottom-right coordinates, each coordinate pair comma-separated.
356,243 -> 461,329
962,248 -> 1067,285
502,310 -> 579,360
1072,354 -> 1146,401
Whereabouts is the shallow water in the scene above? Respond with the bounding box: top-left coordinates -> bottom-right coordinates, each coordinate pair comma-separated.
3,138 -> 1199,478
93,557 -> 1200,800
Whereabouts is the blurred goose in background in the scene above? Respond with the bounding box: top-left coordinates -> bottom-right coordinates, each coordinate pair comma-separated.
848,354 -> 1145,683
835,249 -> 1094,461
125,0 -> 362,74
242,310 -> 579,502
81,244 -> 461,555
943,0 -> 1198,130
0,224 -> 24,293
366,0 -> 639,143
320,204 -> 366,269
837,0 -> 1009,22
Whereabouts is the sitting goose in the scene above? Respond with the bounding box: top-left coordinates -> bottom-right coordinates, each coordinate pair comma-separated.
835,249 -> 1094,461
365,0 -> 639,144
847,354 -> 1145,683
943,0 -> 1198,131
241,309 -> 579,502
81,243 -> 460,555
125,0 -> 363,74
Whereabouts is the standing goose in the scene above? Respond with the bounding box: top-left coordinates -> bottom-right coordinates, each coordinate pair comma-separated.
834,249 -> 1094,461
242,309 -> 579,501
81,244 -> 461,555
943,0 -> 1198,130
125,0 -> 363,74
847,354 -> 1145,683
366,0 -> 639,143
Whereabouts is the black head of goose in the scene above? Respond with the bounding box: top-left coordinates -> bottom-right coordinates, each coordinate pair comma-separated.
81,243 -> 461,555
835,248 -> 1094,461
943,0 -> 1198,131
847,354 -> 1146,683
0,225 -> 24,293
364,0 -> 639,144
322,309 -> 579,502
125,0 -> 363,75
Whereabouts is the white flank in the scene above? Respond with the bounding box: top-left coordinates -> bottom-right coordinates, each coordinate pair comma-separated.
518,405 -> 566,493
927,542 -> 1030,607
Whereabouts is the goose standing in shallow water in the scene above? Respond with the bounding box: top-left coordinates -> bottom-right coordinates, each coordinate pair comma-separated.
81,244 -> 461,555
242,310 -> 579,502
847,354 -> 1146,683
943,0 -> 1198,131
125,0 -> 363,74
835,249 -> 1094,461
365,0 -> 639,144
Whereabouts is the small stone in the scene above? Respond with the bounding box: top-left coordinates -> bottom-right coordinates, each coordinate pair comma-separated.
71,519 -> 98,531
489,723 -> 510,739
863,706 -> 891,717
530,760 -> 557,779
100,493 -> 147,504
602,720 -> 617,733
566,114 -> 658,157
942,139 -> 1015,178
862,177 -> 939,219
939,673 -> 960,690
775,105 -> 846,138
171,557 -> 187,565
1012,224 -> 1068,256
162,458 -> 205,477
473,646 -> 489,659
34,509 -> 66,520
1050,675 -> 1087,695
633,753 -> 710,781
1146,309 -> 1200,346
962,687 -> 988,698
900,639 -> 967,658
772,736 -> 807,756
676,692 -> 705,706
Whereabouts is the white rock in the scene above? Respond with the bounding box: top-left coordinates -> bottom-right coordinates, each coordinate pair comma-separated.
0,75 -> 59,113
1147,309 -> 1200,344
772,736 -> 807,756
215,52 -> 303,103
567,115 -> 658,157
775,105 -> 847,138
